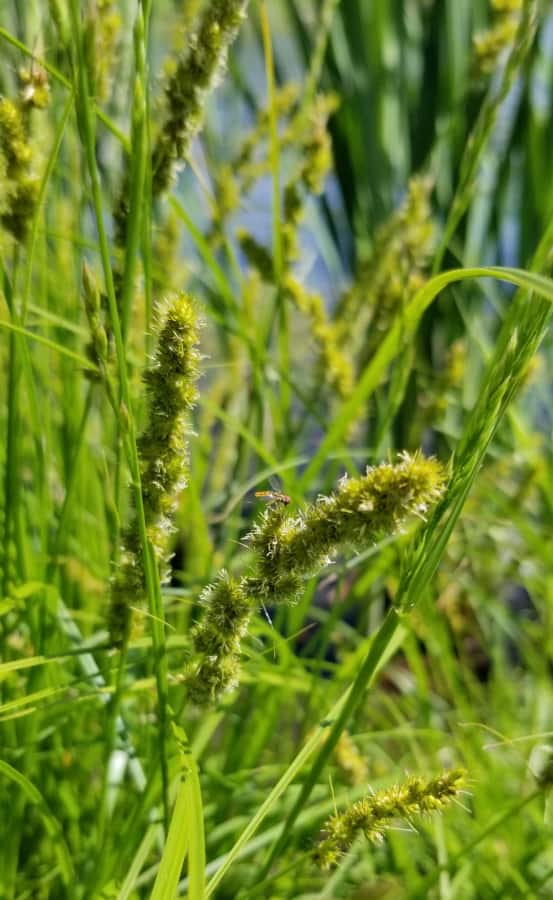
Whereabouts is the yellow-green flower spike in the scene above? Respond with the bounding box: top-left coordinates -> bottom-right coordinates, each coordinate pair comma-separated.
0,96 -> 43,242
245,452 -> 446,605
184,572 -> 252,703
185,453 -> 446,705
473,0 -> 522,76
152,0 -> 249,195
313,768 -> 466,869
335,175 -> 434,364
108,292 -> 201,646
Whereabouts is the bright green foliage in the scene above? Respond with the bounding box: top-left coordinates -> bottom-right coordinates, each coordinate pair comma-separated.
0,65 -> 50,241
18,64 -> 51,110
2,0 -> 553,898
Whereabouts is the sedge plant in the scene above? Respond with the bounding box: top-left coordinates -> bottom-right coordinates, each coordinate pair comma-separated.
1,1 -> 553,899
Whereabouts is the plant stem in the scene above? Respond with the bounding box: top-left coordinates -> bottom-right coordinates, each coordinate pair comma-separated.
68,0 -> 170,829
258,607 -> 402,877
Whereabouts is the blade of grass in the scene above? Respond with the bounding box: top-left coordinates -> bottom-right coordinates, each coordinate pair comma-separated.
297,265 -> 553,492
0,319 -> 97,370
68,0 -> 171,825
0,759 -> 74,885
151,726 -> 205,900
211,260 -> 553,886
0,25 -> 129,147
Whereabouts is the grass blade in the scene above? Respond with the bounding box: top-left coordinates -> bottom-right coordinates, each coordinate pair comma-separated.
151,726 -> 205,900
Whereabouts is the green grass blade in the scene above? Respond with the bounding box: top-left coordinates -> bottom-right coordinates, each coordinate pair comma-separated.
151,726 -> 205,900
205,692 -> 353,897
0,318 -> 97,370
0,760 -> 75,884
298,265 -> 553,491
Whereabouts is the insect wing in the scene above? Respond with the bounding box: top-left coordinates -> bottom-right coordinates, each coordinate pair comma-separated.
254,475 -> 291,505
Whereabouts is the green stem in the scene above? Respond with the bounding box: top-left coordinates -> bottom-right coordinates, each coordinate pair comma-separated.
119,9 -> 148,341
432,0 -> 537,274
68,0 -> 170,829
260,3 -> 290,443
47,384 -> 95,579
207,609 -> 404,896
258,607 -> 401,876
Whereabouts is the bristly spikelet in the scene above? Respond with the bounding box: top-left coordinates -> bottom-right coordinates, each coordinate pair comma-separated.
18,64 -> 51,110
0,99 -> 31,169
138,292 -> 202,580
94,0 -> 122,103
236,89 -> 351,399
280,94 -> 353,398
83,0 -> 121,103
108,292 -> 201,647
185,652 -> 241,706
279,94 -> 338,263
186,453 -> 446,705
313,768 -> 466,869
334,731 -> 369,786
152,0 -> 249,195
335,175 -> 434,363
283,276 -> 354,399
183,572 -> 252,703
237,231 -> 275,282
244,453 -> 446,605
107,548 -> 143,649
82,261 -> 109,378
208,83 -> 300,247
473,0 -> 522,77
0,97 -> 41,242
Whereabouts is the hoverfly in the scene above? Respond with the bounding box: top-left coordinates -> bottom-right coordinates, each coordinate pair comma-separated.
254,474 -> 291,506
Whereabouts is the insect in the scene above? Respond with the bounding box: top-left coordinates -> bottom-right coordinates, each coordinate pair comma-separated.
254,475 -> 291,506
254,490 -> 291,505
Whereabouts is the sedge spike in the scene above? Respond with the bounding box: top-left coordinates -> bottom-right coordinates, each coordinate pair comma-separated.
313,768 -> 466,869
184,572 -> 251,705
473,0 -> 522,77
152,0 -> 249,195
0,97 -> 40,242
185,453 -> 446,705
244,452 -> 446,606
108,292 -> 201,646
